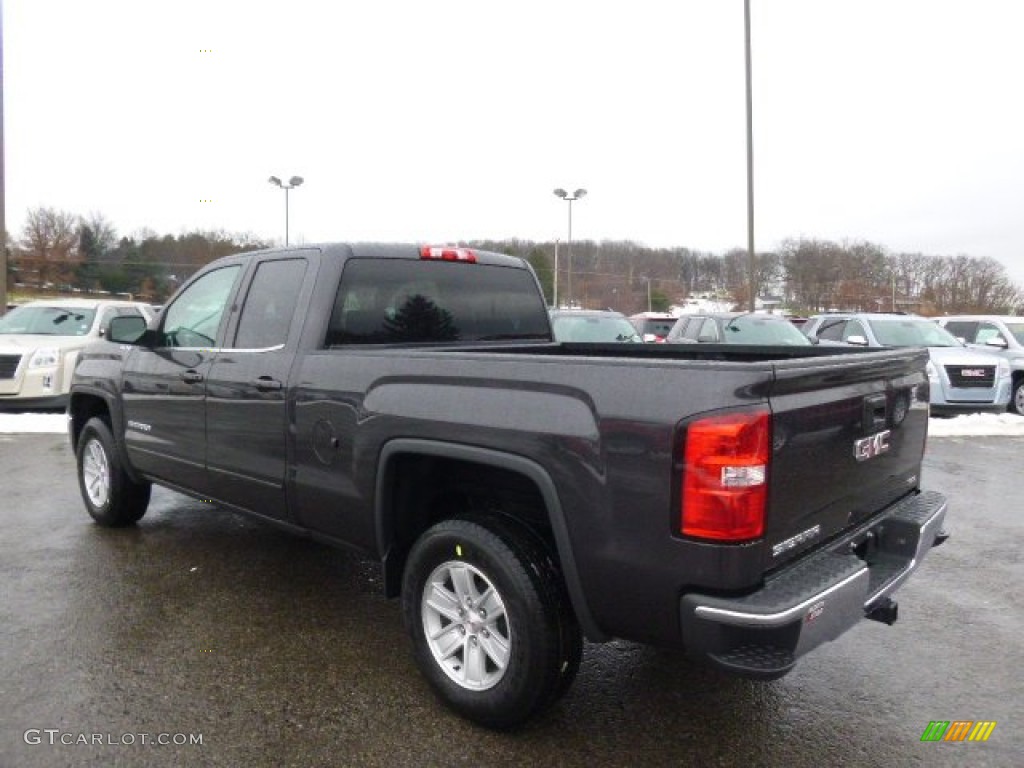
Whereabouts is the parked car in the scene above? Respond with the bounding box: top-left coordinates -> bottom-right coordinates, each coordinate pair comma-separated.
0,299 -> 155,409
802,313 -> 1011,414
667,312 -> 814,346
549,309 -> 642,343
627,311 -> 677,342
934,315 -> 1024,414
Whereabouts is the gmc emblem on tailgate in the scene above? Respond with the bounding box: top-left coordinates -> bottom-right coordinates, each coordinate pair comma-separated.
854,430 -> 891,462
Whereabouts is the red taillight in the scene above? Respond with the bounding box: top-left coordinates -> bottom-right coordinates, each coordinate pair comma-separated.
420,245 -> 477,263
681,409 -> 770,541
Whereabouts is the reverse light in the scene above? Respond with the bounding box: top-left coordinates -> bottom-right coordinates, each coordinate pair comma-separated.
29,347 -> 60,368
420,245 -> 477,263
681,409 -> 770,541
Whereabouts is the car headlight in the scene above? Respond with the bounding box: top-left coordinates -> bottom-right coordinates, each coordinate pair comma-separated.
28,347 -> 60,368
925,360 -> 938,380
998,358 -> 1010,377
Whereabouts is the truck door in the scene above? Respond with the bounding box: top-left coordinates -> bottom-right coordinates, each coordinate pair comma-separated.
121,264 -> 243,493
204,254 -> 312,521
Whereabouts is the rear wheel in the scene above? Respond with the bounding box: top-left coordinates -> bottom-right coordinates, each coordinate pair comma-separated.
402,516 -> 581,729
76,417 -> 151,527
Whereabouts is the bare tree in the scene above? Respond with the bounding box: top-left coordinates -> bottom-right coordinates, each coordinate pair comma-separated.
19,207 -> 79,286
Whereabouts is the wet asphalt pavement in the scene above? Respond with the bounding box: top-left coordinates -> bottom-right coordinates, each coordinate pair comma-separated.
1,433 -> 1020,767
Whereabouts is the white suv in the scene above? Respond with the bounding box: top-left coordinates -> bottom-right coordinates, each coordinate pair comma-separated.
935,315 -> 1024,414
0,299 -> 155,409
802,313 -> 1011,414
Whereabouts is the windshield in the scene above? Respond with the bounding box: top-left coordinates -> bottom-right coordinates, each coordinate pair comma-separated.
551,315 -> 642,342
867,318 -> 961,347
0,306 -> 98,336
721,315 -> 813,345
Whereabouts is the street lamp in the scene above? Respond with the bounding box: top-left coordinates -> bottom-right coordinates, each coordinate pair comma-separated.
744,0 -> 756,311
552,238 -> 560,308
553,188 -> 586,308
268,175 -> 304,245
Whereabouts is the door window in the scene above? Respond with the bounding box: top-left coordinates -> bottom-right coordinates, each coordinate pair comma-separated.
816,318 -> 848,342
843,320 -> 868,342
160,266 -> 241,348
942,321 -> 978,342
975,323 -> 1005,345
233,259 -> 308,349
696,317 -> 719,342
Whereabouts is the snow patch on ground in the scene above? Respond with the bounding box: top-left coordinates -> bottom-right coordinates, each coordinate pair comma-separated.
2,411 -> 1024,436
0,412 -> 68,434
926,412 -> 1024,437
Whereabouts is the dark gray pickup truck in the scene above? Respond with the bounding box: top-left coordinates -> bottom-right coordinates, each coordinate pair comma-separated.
69,243 -> 949,727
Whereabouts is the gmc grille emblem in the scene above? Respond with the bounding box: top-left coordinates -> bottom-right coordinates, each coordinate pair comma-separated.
960,368 -> 986,377
854,430 -> 891,462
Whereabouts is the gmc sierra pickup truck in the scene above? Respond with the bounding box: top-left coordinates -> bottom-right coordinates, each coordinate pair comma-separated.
69,243 -> 949,728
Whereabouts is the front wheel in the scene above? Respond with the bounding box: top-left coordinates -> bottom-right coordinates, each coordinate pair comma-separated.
76,417 -> 151,527
1011,378 -> 1024,416
402,517 -> 581,729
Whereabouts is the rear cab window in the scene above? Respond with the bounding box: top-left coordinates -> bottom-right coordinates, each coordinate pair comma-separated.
325,259 -> 551,346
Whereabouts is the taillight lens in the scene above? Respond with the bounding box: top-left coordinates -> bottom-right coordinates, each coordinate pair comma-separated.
681,409 -> 770,541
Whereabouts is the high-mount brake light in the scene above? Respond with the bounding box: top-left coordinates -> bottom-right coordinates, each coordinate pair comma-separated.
420,245 -> 477,263
681,409 -> 770,541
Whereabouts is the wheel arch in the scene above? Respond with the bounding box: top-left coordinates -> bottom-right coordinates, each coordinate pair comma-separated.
375,438 -> 605,641
69,390 -> 146,485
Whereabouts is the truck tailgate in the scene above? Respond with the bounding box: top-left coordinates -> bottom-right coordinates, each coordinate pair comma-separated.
763,347 -> 930,569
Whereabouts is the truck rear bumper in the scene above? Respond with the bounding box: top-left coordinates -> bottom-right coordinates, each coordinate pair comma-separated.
679,490 -> 948,679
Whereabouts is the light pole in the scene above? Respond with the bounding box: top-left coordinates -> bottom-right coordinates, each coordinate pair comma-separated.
744,0 -> 756,311
553,188 -> 586,308
552,238 -> 560,308
268,175 -> 304,245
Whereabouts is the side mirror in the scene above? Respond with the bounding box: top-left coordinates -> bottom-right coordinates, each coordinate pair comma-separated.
846,334 -> 869,346
985,337 -> 1008,349
108,315 -> 149,344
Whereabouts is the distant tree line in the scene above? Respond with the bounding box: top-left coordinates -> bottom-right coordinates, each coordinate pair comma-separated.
5,206 -> 1021,314
7,207 -> 271,301
472,237 -> 1024,316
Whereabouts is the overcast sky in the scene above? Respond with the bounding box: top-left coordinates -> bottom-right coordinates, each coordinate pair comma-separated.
5,0 -> 1024,289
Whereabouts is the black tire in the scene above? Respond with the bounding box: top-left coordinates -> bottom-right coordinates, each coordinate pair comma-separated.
402,516 -> 582,729
1012,378 -> 1024,416
76,417 -> 151,527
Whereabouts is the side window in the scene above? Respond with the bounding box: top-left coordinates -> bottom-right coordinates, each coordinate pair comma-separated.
696,317 -> 719,342
843,320 -> 867,341
975,323 -> 1004,345
816,318 -> 848,342
161,266 -> 241,348
233,259 -> 308,349
942,321 -> 978,342
667,318 -> 690,342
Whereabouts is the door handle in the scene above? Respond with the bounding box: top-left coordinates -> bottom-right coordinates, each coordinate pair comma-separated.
182,370 -> 204,384
252,376 -> 283,392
